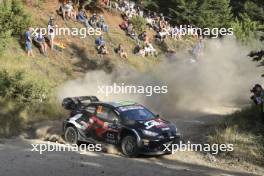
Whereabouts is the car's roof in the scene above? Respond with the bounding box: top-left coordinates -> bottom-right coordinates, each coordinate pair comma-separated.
91,101 -> 138,108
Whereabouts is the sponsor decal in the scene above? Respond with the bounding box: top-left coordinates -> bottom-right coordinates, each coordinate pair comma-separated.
144,119 -> 166,129
118,105 -> 144,112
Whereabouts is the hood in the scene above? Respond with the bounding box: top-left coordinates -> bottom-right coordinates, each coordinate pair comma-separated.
124,118 -> 176,133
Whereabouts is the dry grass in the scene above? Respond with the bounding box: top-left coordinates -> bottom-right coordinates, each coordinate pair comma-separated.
208,106 -> 264,167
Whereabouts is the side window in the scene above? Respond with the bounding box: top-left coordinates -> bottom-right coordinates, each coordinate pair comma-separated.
108,110 -> 119,121
96,105 -> 118,121
86,105 -> 96,114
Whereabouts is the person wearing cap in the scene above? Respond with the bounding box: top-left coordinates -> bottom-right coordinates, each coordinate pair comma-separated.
25,27 -> 34,57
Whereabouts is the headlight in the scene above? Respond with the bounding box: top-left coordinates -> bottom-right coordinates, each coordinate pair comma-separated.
142,130 -> 159,137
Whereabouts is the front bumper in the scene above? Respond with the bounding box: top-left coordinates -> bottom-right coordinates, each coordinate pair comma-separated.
138,133 -> 181,155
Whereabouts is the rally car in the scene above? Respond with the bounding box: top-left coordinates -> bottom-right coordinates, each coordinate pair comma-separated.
62,96 -> 181,157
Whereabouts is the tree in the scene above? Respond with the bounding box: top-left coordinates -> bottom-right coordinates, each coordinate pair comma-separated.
142,0 -> 232,29
130,16 -> 147,33
230,0 -> 264,24
167,0 -> 199,25
231,13 -> 259,42
196,0 -> 232,29
0,0 -> 31,53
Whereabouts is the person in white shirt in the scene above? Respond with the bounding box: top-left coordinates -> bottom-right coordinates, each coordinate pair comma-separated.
144,43 -> 156,56
61,0 -> 73,20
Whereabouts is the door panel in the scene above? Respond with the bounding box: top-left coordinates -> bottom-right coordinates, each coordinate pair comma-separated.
90,105 -> 120,144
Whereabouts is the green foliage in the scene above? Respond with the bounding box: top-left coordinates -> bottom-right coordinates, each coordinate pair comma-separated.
244,1 -> 264,23
130,16 -> 147,33
0,70 -> 50,104
140,0 -> 159,10
142,0 -> 232,28
168,0 -> 198,25
231,14 -> 259,42
0,99 -> 25,137
140,0 -> 264,42
0,0 -> 31,52
197,0 -> 232,29
0,69 -> 61,137
231,0 -> 264,24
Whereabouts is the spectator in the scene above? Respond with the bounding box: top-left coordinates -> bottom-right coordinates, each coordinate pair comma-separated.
146,17 -> 154,28
77,9 -> 87,22
77,10 -> 92,28
144,43 -> 157,56
70,5 -> 78,20
156,28 -> 168,41
134,44 -> 145,57
115,44 -> 128,59
97,15 -> 105,28
159,17 -> 166,30
98,44 -> 109,56
171,26 -> 181,40
102,0 -> 110,7
96,15 -> 109,32
48,17 -> 56,50
25,28 -> 34,57
192,37 -> 204,59
250,84 -> 264,122
119,20 -> 129,31
61,0 -> 73,20
33,29 -> 48,56
89,13 -> 98,27
95,35 -> 105,50
138,31 -> 147,41
127,23 -> 137,40
102,23 -> 109,32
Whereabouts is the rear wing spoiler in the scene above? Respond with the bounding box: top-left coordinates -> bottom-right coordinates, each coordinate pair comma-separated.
62,96 -> 99,111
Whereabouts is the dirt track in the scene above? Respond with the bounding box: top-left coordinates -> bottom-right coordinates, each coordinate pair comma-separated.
0,112 -> 263,176
0,137 -> 259,176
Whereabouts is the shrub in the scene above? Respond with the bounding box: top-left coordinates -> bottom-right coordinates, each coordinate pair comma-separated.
0,0 -> 31,52
0,70 -> 50,104
231,14 -> 259,43
130,16 -> 147,34
0,99 -> 25,137
0,69 -> 59,137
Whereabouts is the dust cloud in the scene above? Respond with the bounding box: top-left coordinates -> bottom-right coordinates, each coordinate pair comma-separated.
57,37 -> 262,117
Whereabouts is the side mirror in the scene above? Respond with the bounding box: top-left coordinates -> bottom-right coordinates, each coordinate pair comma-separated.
113,118 -> 118,124
156,114 -> 160,118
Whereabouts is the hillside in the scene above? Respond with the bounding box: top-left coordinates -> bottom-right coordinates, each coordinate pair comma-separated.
0,0 -> 199,136
0,1 -> 263,176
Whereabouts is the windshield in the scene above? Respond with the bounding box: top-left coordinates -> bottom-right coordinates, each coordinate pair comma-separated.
118,105 -> 156,121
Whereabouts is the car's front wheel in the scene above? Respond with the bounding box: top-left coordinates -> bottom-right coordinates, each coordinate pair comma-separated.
64,126 -> 78,144
121,135 -> 138,157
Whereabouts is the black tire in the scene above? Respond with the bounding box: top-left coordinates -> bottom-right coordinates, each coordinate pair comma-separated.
121,135 -> 138,157
64,126 -> 79,145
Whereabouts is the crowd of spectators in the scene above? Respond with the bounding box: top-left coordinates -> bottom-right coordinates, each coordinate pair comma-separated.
24,0 -> 203,60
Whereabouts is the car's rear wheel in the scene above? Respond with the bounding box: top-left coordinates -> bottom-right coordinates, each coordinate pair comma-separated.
121,135 -> 138,157
65,126 -> 78,144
